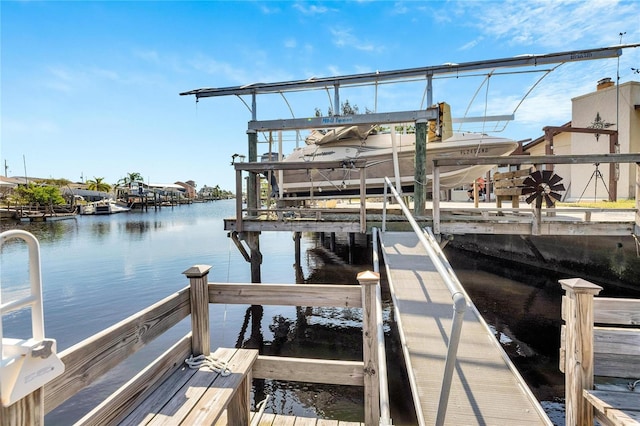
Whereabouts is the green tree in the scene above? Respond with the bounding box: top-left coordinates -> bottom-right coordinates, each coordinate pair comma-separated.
12,183 -> 65,205
117,172 -> 143,186
86,177 -> 111,192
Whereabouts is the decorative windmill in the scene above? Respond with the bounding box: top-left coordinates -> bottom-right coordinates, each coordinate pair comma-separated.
521,170 -> 566,208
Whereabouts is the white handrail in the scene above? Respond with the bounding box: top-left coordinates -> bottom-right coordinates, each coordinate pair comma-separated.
0,230 -> 45,341
0,230 -> 65,409
381,177 -> 469,426
371,227 -> 392,425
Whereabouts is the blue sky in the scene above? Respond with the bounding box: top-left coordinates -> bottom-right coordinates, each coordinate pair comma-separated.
2,1 -> 639,192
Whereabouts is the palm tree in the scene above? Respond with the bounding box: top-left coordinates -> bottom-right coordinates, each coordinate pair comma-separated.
86,177 -> 111,192
117,172 -> 144,187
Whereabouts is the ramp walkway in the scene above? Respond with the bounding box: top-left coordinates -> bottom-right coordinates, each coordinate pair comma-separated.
380,231 -> 551,425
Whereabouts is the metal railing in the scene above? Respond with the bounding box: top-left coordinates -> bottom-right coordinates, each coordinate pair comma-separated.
371,227 -> 392,425
380,177 -> 469,426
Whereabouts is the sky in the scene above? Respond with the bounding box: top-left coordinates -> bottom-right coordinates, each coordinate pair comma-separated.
2,1 -> 639,192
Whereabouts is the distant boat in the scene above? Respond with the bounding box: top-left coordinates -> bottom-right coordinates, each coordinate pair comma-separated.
277,126 -> 519,197
80,199 -> 131,215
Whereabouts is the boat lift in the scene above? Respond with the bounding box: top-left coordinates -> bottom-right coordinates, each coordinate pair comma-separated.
0,230 -> 64,408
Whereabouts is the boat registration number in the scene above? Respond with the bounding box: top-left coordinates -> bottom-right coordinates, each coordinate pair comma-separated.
459,148 -> 488,155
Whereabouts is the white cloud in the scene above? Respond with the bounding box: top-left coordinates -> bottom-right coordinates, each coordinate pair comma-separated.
43,65 -> 121,93
470,0 -> 640,50
330,27 -> 376,52
390,1 -> 409,15
259,4 -> 281,14
284,38 -> 297,49
45,66 -> 74,93
293,2 -> 331,15
459,38 -> 483,51
188,55 -> 250,84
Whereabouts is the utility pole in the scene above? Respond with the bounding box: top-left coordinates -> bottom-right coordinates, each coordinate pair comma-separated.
4,160 -> 8,177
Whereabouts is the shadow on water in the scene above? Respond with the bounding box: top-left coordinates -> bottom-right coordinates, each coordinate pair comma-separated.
228,234 -> 417,424
444,242 -> 640,418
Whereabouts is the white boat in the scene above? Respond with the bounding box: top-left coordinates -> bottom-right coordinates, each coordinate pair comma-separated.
79,199 -> 131,215
277,126 -> 519,197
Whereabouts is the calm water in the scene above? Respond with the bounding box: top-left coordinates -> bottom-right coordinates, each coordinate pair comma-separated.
4,199 -> 623,425
1,200 -> 374,424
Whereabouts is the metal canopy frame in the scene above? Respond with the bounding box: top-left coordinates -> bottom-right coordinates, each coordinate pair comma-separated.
180,45 -> 633,99
180,44 -> 638,131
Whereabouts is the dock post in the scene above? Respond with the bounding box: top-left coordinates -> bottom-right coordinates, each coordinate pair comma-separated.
560,278 -> 602,426
433,163 -> 441,235
349,232 -> 355,264
609,133 -> 618,202
294,231 -> 301,267
1,391 -> 43,426
244,232 -> 262,283
247,128 -> 258,217
183,265 -> 212,356
330,232 -> 336,252
635,163 -> 640,236
414,120 -> 427,216
360,165 -> 367,233
358,271 -> 382,426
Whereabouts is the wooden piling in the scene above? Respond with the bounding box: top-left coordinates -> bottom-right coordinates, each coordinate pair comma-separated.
247,129 -> 258,217
358,270 -> 381,426
348,232 -> 355,264
414,120 -> 427,216
0,389 -> 43,426
294,231 -> 301,267
559,278 -> 602,426
183,265 -> 212,356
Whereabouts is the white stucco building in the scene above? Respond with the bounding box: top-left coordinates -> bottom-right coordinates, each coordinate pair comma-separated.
524,79 -> 640,201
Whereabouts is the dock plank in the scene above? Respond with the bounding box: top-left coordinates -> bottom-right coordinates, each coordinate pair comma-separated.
381,231 -> 551,425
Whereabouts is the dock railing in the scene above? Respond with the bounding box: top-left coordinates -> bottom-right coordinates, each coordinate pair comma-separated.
2,256 -> 389,424
381,176 -> 469,426
432,153 -> 640,237
233,159 -> 369,233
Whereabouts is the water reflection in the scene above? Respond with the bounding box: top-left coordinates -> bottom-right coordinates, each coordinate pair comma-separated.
88,221 -> 112,238
236,305 -> 264,350
0,219 -> 78,244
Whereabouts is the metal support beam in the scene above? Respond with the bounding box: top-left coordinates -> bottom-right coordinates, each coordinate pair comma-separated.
433,153 -> 640,167
248,108 -> 438,132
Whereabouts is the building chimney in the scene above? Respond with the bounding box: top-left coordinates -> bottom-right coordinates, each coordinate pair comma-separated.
597,77 -> 614,90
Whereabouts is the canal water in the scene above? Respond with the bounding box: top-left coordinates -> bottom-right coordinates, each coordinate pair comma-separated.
2,199 -> 631,424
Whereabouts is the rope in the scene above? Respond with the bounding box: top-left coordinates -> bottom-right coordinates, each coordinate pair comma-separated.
250,395 -> 271,426
185,354 -> 232,377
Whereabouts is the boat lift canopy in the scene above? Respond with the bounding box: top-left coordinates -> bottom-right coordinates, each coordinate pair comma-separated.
180,44 -> 638,131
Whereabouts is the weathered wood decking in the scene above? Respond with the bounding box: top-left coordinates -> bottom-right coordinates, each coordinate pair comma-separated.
251,413 -> 363,426
380,231 -> 551,425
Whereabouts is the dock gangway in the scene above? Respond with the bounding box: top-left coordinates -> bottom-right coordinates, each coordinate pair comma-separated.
378,177 -> 551,425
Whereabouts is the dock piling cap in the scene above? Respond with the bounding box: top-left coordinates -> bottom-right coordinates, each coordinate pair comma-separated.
559,278 -> 603,294
357,270 -> 380,283
182,265 -> 213,277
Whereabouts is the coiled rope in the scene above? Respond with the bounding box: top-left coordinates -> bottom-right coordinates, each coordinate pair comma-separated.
185,354 -> 232,377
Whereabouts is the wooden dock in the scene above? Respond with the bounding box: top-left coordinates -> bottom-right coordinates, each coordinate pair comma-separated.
380,231 -> 551,425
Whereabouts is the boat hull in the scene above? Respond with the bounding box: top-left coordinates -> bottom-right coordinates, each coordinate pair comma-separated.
280,132 -> 519,196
